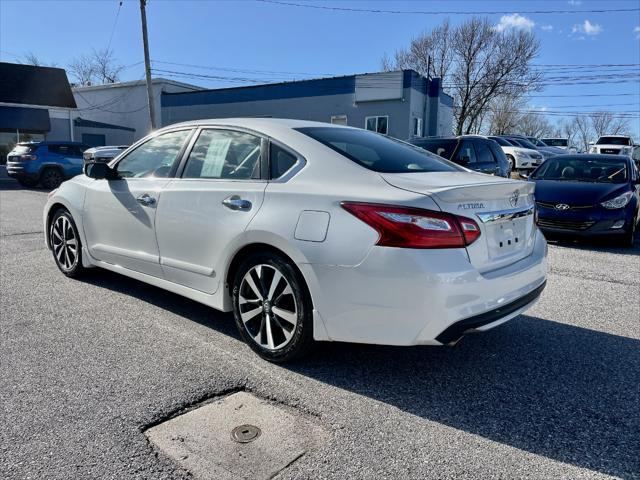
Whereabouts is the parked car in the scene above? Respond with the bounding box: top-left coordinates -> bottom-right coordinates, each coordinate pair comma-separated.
588,135 -> 635,156
6,141 -> 89,189
501,135 -> 557,161
83,145 -> 128,164
44,119 -> 547,362
525,136 -> 569,155
409,135 -> 510,177
531,154 -> 639,247
541,137 -> 578,153
488,136 -> 543,174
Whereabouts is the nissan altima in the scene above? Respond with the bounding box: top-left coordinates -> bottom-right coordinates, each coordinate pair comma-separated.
43,119 -> 547,362
531,154 -> 639,247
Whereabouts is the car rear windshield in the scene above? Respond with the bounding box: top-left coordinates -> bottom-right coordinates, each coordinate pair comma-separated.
295,127 -> 462,173
531,156 -> 628,183
596,137 -> 631,146
11,144 -> 38,154
542,138 -> 568,147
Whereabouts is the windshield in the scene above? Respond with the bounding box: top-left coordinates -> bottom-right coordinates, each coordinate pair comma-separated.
596,137 -> 631,146
489,136 -> 512,147
527,137 -> 545,147
531,156 -> 628,183
296,127 -> 463,173
542,138 -> 568,147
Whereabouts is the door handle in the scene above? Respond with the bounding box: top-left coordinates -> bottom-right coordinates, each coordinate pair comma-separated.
136,193 -> 156,206
222,195 -> 252,211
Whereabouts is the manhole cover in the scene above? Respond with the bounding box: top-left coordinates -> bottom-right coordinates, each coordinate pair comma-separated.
231,424 -> 261,443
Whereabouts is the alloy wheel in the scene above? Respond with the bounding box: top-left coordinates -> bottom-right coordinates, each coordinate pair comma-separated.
51,215 -> 78,271
238,264 -> 298,350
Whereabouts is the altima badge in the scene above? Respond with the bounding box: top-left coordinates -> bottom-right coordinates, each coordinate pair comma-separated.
555,204 -> 570,210
509,191 -> 519,208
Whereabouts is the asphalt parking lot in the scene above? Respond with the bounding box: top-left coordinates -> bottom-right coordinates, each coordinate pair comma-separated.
1,183 -> 639,480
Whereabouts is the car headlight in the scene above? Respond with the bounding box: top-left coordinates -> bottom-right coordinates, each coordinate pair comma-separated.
514,151 -> 529,158
600,191 -> 633,209
589,147 -> 597,154
620,147 -> 632,155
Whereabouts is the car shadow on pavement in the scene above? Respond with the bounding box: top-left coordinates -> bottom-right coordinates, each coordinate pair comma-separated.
544,230 -> 640,256
79,271 -> 639,478
289,316 -> 640,479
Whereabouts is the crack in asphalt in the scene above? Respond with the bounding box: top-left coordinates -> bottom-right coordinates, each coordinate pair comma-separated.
0,231 -> 43,237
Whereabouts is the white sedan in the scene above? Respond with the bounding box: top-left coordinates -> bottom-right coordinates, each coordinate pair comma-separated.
488,136 -> 545,174
43,119 -> 547,362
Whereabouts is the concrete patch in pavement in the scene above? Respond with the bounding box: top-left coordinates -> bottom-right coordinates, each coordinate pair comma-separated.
145,391 -> 328,480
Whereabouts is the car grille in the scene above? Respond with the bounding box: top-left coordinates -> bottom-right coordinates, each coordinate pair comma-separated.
536,201 -> 593,210
531,153 -> 543,160
537,218 -> 595,231
600,148 -> 620,154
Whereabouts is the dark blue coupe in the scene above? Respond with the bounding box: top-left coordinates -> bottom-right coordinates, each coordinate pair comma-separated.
530,154 -> 639,247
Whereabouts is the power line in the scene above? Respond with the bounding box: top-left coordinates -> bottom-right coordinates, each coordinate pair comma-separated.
106,1 -> 124,54
256,0 -> 640,15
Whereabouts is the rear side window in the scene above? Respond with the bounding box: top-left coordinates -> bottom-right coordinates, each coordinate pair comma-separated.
454,140 -> 477,164
49,145 -> 72,155
296,127 -> 461,174
412,139 -> 457,159
475,141 -> 496,164
183,129 -> 262,180
270,144 -> 297,178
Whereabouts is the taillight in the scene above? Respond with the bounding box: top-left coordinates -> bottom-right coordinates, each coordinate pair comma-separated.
341,202 -> 481,249
21,154 -> 37,161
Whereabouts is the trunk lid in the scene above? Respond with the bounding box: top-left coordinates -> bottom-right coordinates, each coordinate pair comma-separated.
382,172 -> 537,272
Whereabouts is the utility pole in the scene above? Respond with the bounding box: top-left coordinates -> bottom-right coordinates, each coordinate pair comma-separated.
139,0 -> 156,131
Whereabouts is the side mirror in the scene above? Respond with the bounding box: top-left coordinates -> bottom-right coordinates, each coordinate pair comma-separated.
85,161 -> 118,180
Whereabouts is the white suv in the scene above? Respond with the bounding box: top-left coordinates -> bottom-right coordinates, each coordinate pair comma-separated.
589,135 -> 635,156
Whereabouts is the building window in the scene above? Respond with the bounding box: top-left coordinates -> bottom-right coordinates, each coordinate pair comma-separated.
412,117 -> 423,137
365,116 -> 388,135
331,115 -> 348,126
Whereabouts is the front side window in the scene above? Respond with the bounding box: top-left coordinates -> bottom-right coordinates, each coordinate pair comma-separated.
296,127 -> 461,174
182,129 -> 261,180
117,129 -> 191,179
365,116 -> 389,135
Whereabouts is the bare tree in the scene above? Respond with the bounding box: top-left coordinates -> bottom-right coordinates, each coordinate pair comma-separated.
384,17 -> 541,135
519,112 -> 553,137
572,116 -> 593,153
487,95 -> 524,135
589,111 -> 630,137
67,49 -> 123,86
92,48 -> 124,84
20,52 -> 57,67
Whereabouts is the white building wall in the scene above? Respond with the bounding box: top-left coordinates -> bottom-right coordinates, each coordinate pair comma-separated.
73,79 -> 201,141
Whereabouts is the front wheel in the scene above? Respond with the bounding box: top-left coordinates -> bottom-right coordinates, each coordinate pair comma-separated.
232,252 -> 314,362
49,209 -> 86,277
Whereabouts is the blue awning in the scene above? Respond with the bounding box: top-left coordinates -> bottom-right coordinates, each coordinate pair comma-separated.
0,106 -> 51,132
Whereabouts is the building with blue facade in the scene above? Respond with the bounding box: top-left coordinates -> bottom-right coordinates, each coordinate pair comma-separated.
161,70 -> 453,140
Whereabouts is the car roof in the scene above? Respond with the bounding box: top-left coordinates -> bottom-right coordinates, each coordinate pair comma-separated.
17,141 -> 86,146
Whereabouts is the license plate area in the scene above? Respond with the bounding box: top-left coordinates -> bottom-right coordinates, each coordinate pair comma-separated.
486,217 -> 529,259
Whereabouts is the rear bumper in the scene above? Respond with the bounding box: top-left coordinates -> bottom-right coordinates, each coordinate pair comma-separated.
302,229 -> 547,346
5,163 -> 38,181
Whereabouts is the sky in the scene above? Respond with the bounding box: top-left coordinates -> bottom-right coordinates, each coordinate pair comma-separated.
1,0 -> 639,136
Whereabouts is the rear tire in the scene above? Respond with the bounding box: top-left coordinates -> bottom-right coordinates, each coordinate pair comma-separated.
41,167 -> 64,189
232,252 -> 314,363
49,209 -> 86,278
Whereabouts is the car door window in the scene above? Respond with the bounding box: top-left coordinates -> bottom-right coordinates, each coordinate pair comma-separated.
455,140 -> 477,164
182,129 -> 262,180
475,141 -> 496,166
270,144 -> 297,178
117,129 -> 191,178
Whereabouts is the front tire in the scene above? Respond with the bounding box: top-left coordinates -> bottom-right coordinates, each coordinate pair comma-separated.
232,252 -> 314,362
49,209 -> 86,277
